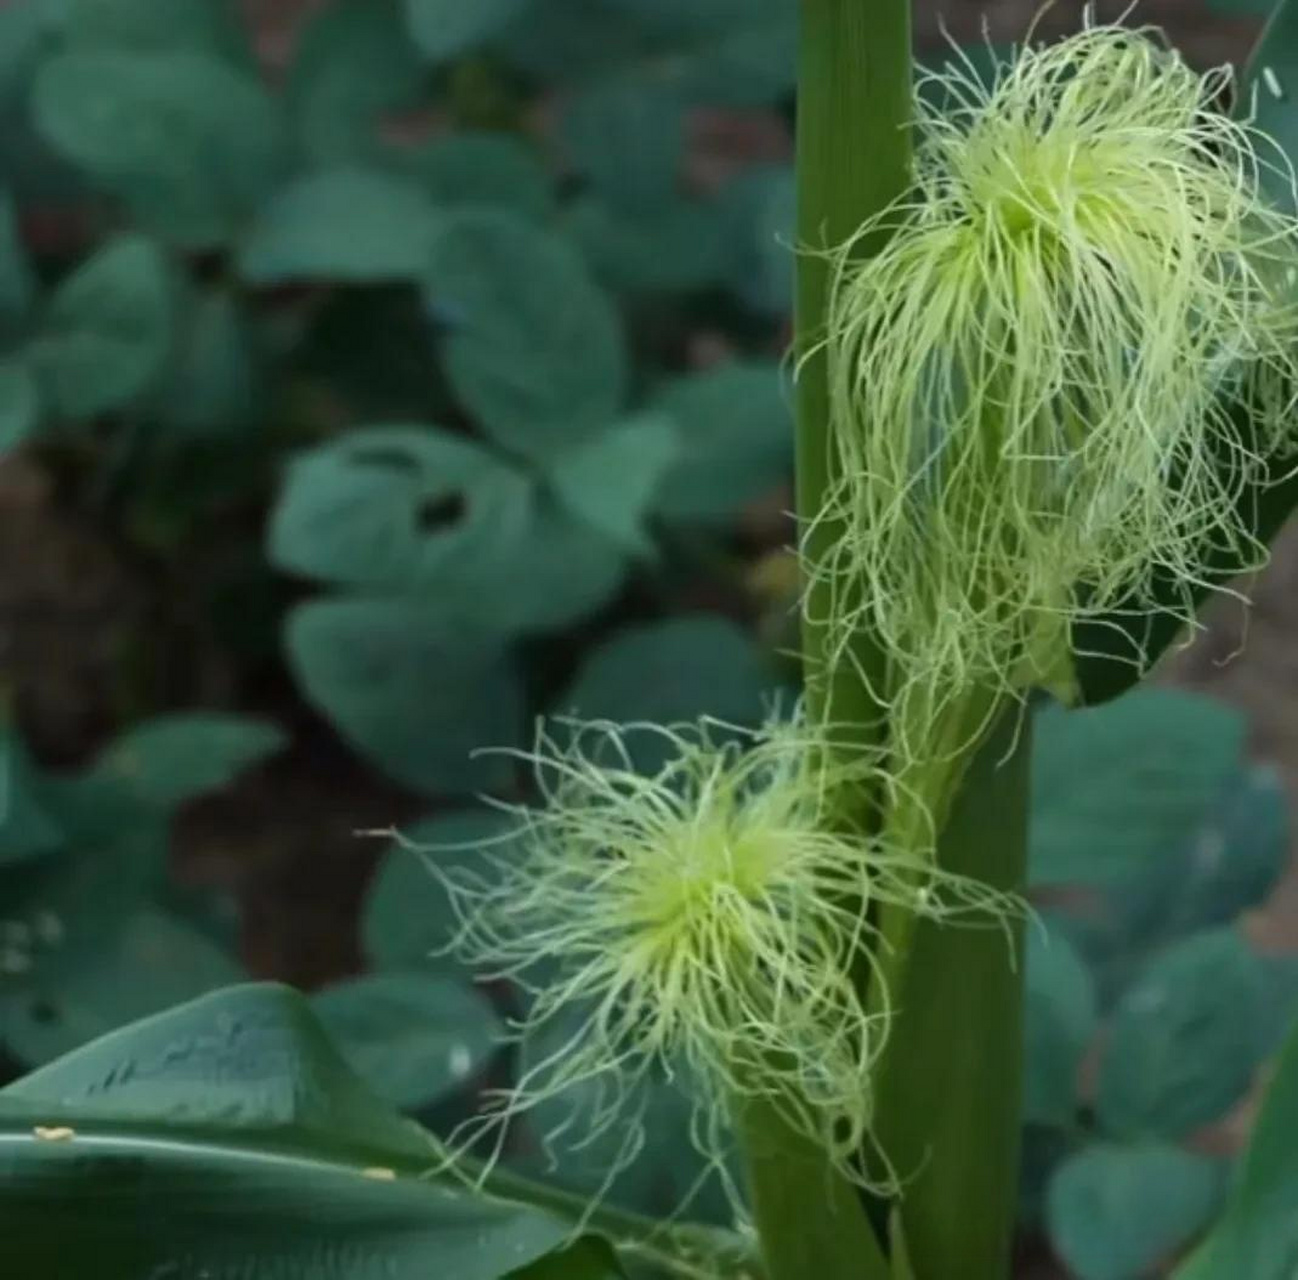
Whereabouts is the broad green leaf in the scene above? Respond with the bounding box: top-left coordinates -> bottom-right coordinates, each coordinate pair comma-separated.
1022,926 -> 1096,1127
91,713 -> 286,812
288,0 -> 424,164
651,361 -> 792,523
1097,928 -> 1269,1140
0,983 -> 577,1278
567,195 -> 733,294
403,131 -> 554,221
403,0 -> 531,62
1179,1015 -> 1298,1279
33,50 -> 283,247
151,288 -> 259,435
0,730 -> 63,866
723,164 -> 795,317
550,412 -> 678,551
1246,4 -> 1298,212
425,210 -> 627,461
1213,0 -> 1284,19
0,908 -> 242,1067
0,360 -> 38,453
1030,690 -> 1244,890
0,191 -> 34,331
1047,1144 -> 1225,1280
562,80 -> 684,216
559,615 -> 777,771
312,971 -> 499,1110
239,167 -> 442,284
0,3 -> 50,101
62,0 -> 249,61
285,596 -> 524,796
269,425 -> 531,592
29,234 -> 173,418
363,811 -> 518,970
513,1238 -> 625,1280
668,13 -> 797,107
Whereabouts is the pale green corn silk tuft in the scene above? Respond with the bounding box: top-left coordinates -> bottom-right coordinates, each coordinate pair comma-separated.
428,713 -> 1020,1215
811,21 -> 1298,761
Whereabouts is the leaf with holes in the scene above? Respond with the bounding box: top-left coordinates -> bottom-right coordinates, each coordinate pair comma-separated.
239,167 -> 442,284
28,234 -> 174,418
425,210 -> 627,461
312,972 -> 499,1111
33,51 -> 283,247
1097,928 -> 1269,1141
1047,1144 -> 1226,1280
285,596 -> 524,797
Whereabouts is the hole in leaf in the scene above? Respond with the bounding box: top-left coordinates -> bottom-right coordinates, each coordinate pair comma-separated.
417,492 -> 466,532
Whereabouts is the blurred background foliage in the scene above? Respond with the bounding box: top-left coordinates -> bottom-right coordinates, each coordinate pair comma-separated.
0,2 -> 1294,1276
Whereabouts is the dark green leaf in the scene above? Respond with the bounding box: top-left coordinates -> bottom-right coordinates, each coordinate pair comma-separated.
239,166 -> 442,284
1022,925 -> 1096,1127
511,1237 -> 625,1279
651,361 -> 792,523
0,983 -> 577,1278
312,971 -> 499,1110
1047,1143 -> 1225,1280
403,0 -> 531,62
91,713 -> 286,812
33,50 -> 282,247
1179,1014 -> 1298,1279
722,164 -> 795,317
0,191 -> 34,331
1030,690 -> 1244,890
62,0 -> 249,61
363,810 -> 518,970
559,615 -> 777,771
562,81 -> 684,216
549,412 -> 678,551
0,908 -> 243,1067
285,596 -> 524,796
0,359 -> 38,452
1097,928 -> 1269,1140
30,233 -> 174,417
0,730 -> 63,866
425,210 -> 627,461
288,0 -> 424,164
150,288 -> 260,435
567,195 -> 733,294
404,131 -> 554,221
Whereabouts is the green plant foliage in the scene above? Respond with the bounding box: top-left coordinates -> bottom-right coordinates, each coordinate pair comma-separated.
311,971 -> 500,1111
403,132 -> 555,221
0,984 -> 584,1278
0,192 -> 33,331
1246,1 -> 1298,211
33,50 -> 282,246
89,713 -> 286,812
363,811 -> 518,970
513,1238 -> 626,1280
1179,1017 -> 1298,1279
723,165 -> 795,317
1030,690 -> 1244,892
288,0 -> 424,165
425,210 -> 628,461
650,361 -> 793,523
1046,1143 -> 1226,1280
27,233 -> 173,417
1022,925 -> 1097,1127
1096,928 -> 1270,1141
61,0 -> 249,60
0,358 -> 38,452
0,731 -> 63,866
285,596 -> 524,796
549,411 -> 679,551
562,80 -> 684,216
403,0 -> 531,63
238,167 -> 442,284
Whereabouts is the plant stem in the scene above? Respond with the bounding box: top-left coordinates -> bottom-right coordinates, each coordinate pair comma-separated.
737,4 -> 916,1280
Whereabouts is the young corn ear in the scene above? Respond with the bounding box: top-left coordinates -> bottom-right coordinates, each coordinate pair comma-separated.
811,21 -> 1298,760
430,714 -> 1020,1211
